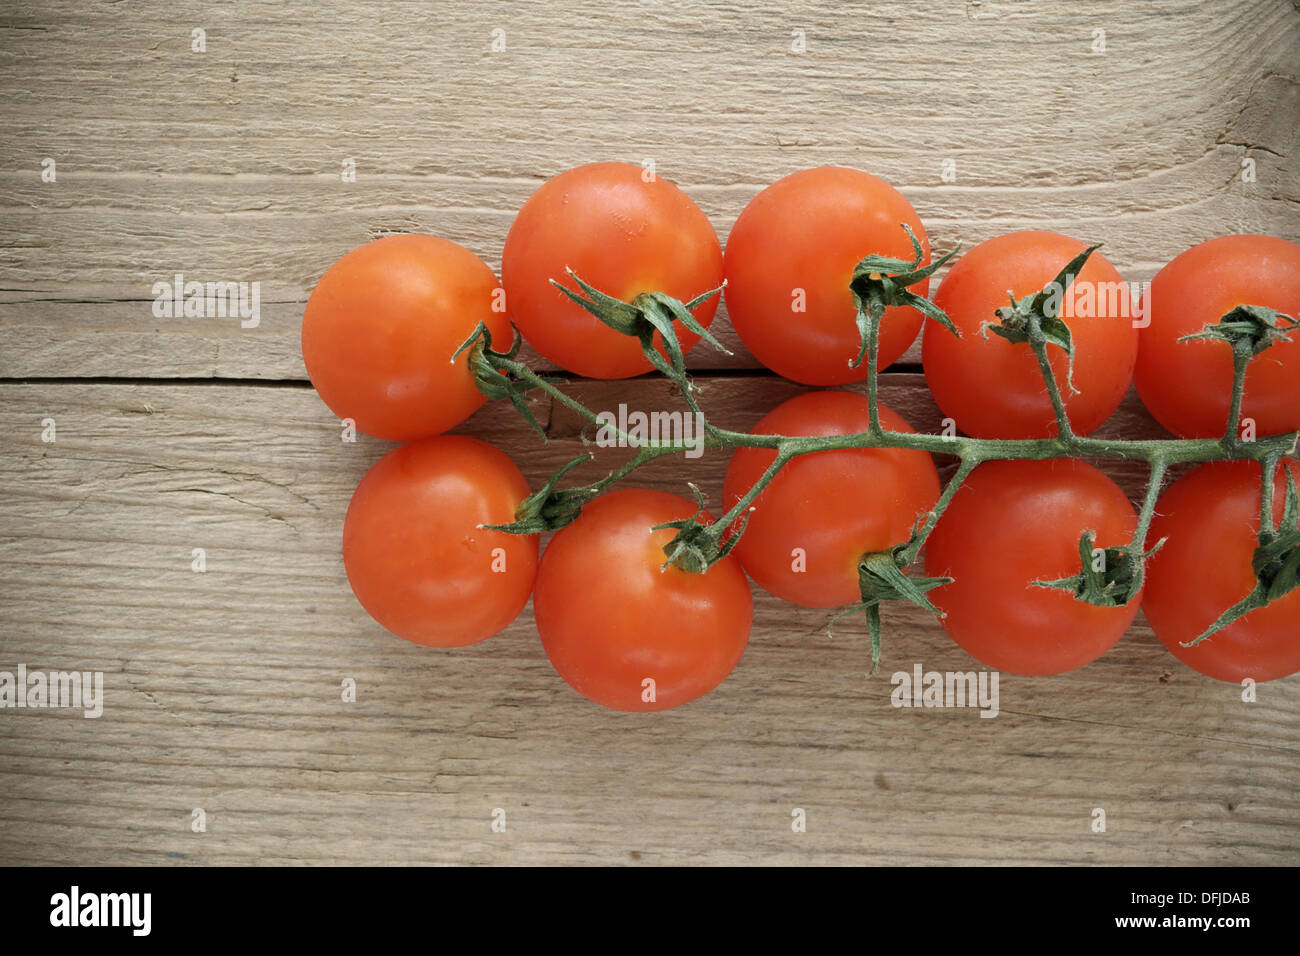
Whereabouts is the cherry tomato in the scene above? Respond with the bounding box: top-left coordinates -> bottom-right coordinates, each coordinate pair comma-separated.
723,166 -> 932,385
924,459 -> 1140,675
1143,459 -> 1300,682
1135,235 -> 1300,439
923,231 -> 1138,438
722,390 -> 941,607
533,489 -> 753,711
343,436 -> 538,648
302,234 -> 507,441
502,162 -> 723,379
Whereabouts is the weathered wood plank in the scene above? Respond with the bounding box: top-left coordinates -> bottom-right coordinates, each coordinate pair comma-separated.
0,0 -> 1296,377
1,379 -> 1295,865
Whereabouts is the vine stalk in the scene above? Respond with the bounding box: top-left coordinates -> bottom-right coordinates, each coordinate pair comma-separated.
461,229 -> 1300,665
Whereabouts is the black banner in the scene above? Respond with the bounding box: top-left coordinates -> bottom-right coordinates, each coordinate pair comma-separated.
5,865 -> 1282,942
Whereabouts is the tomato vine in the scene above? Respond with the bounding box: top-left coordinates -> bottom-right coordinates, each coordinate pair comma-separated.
459,228 -> 1300,671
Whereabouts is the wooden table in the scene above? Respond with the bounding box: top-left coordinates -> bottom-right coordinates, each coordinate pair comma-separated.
1,0 -> 1297,866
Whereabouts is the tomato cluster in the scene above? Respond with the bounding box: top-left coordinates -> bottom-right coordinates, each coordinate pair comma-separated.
302,162 -> 1300,711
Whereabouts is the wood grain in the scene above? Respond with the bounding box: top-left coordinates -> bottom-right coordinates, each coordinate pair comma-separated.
1,0 -> 1298,378
0,0 -> 1297,866
1,379 -> 1297,866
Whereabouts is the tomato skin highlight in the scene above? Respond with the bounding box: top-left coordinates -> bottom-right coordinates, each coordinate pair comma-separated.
723,166 -> 932,386
1143,459 -> 1300,683
923,231 -> 1138,439
1135,235 -> 1300,439
302,234 -> 507,441
924,459 -> 1140,676
533,489 -> 753,712
502,162 -> 724,379
343,436 -> 538,648
723,391 -> 941,607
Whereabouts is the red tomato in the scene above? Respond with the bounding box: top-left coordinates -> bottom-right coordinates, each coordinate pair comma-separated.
1143,459 -> 1300,682
343,436 -> 538,648
723,166 -> 932,385
1135,235 -> 1300,438
924,459 -> 1140,675
533,489 -> 753,711
501,162 -> 723,379
722,391 -> 941,607
302,234 -> 506,441
923,231 -> 1139,438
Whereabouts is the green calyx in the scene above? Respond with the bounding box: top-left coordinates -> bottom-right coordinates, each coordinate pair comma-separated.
1254,466 -> 1300,600
1179,304 -> 1299,355
483,453 -> 596,536
552,269 -> 730,385
652,484 -> 746,575
1033,531 -> 1163,608
983,243 -> 1101,398
454,321 -> 561,441
827,550 -> 952,675
1183,464 -> 1300,647
848,224 -> 960,368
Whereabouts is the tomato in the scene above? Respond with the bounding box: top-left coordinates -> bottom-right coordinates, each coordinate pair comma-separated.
302,234 -> 506,441
923,231 -> 1139,439
723,166 -> 932,385
923,459 -> 1140,675
722,390 -> 941,607
343,436 -> 538,648
1135,235 -> 1300,439
533,489 -> 753,711
1142,459 -> 1300,682
501,162 -> 723,379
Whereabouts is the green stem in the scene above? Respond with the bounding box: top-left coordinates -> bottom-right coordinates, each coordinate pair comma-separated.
498,354 -> 1296,543
1259,453 -> 1280,534
1132,458 -> 1169,550
1225,341 -> 1252,446
864,301 -> 884,437
895,455 -> 980,566
491,353 -> 700,453
724,427 -> 1295,466
561,445 -> 683,514
1029,334 -> 1074,441
717,448 -> 794,529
